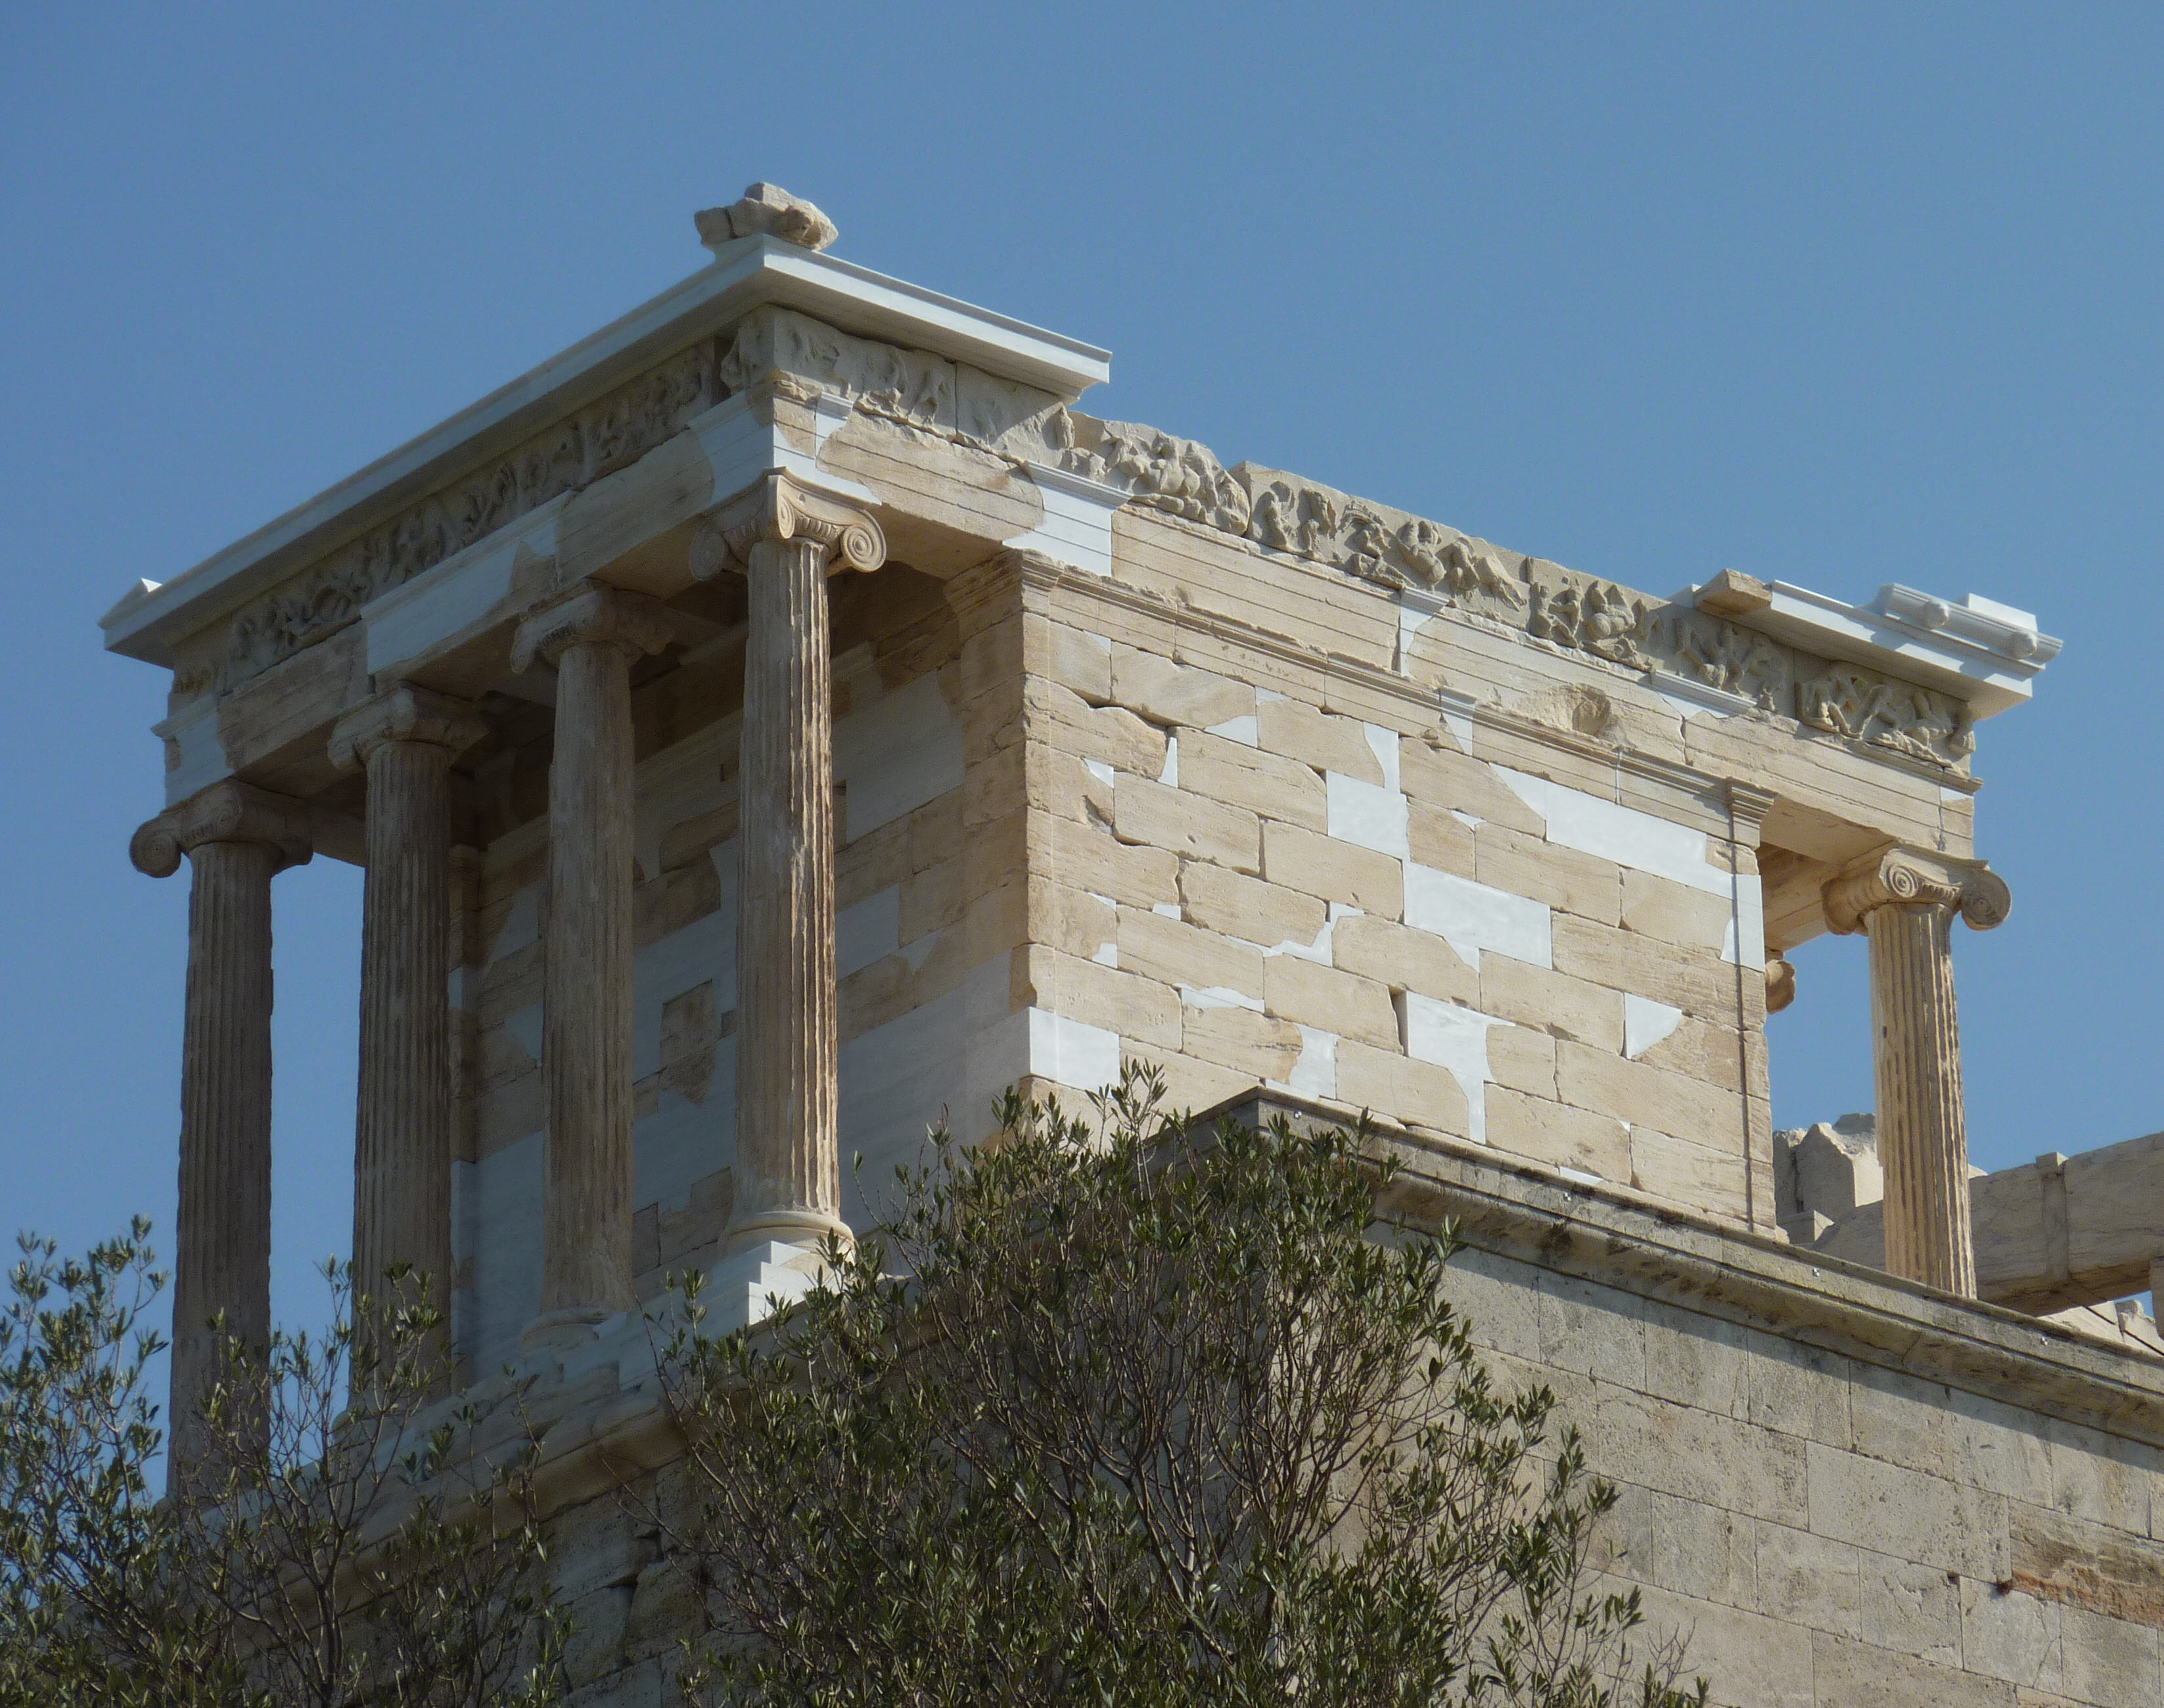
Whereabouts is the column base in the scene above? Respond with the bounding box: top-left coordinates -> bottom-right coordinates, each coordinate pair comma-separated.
702,1239 -> 840,1335
520,1305 -> 610,1354
721,1208 -> 854,1258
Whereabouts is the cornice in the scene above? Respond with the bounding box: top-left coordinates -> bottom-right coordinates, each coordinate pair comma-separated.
101,237 -> 1109,669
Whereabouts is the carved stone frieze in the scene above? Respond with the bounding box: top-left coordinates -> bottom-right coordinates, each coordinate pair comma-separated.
1524,576 -> 1649,668
1034,414 -> 1251,532
1657,608 -> 1793,710
1799,662 -> 1974,766
223,340 -> 720,688
720,306 -> 953,430
1232,464 -> 1529,616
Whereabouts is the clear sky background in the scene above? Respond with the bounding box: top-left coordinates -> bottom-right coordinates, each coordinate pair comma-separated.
3,3 -> 2159,1343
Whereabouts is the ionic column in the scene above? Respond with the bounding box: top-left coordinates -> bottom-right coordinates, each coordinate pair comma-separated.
692,474 -> 885,1253
511,586 -> 676,1345
1824,847 -> 2012,1297
130,781 -> 312,1476
329,685 -> 486,1349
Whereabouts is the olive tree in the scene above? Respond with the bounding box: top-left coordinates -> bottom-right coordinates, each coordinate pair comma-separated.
656,1069 -> 1707,1708
0,1229 -> 565,1708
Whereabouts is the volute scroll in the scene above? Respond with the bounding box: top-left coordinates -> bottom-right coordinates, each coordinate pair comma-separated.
689,473 -> 888,583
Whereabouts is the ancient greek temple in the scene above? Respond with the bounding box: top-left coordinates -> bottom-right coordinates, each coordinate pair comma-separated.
104,186 -> 2164,1702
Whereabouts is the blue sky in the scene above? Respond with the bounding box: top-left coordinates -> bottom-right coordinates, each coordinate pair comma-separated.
3,3 -> 2159,1337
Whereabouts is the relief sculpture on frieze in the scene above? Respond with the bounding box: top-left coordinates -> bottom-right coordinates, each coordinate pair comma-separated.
224,340 -> 719,685
1659,609 -> 1792,710
1799,662 -> 1974,764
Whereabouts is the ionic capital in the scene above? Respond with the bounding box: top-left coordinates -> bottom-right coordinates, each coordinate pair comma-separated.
1822,845 -> 2011,936
687,473 -> 886,582
328,683 -> 488,774
511,584 -> 679,674
131,780 -> 314,879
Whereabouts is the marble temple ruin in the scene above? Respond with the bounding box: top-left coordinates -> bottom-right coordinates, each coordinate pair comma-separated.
103,185 -> 2164,1703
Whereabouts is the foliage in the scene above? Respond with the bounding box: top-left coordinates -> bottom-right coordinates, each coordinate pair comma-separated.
0,1220 -> 241,1707
657,1067 -> 1709,1708
0,1232 -> 567,1708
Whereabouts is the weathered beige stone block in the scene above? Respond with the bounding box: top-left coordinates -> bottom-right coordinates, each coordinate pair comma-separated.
1805,1440 -> 2010,1581
1557,1038 -> 1738,1142
1744,1332 -> 1850,1445
1113,775 -> 1261,873
1749,1518 -> 1861,1638
899,857 -> 963,944
1485,1086 -> 1630,1178
1328,912 -> 1478,1005
1551,913 -> 1737,1017
1333,1039 -> 1467,1130
1538,1270 -> 1647,1387
1028,880 -> 1118,963
959,810 -> 1027,906
1176,729 -> 1327,830
1027,678 -> 1166,776
1475,823 -> 1622,925
1398,736 -> 1546,833
1029,816 -> 1178,908
1806,1630 -> 2006,1708
1262,955 -> 1398,1048
1116,906 -> 1264,998
1024,614 -> 1111,704
1631,1486 -> 1756,1607
1110,643 -> 1255,729
1479,957 -> 1624,1051
1014,946 -> 1179,1048
1629,1127 -> 1751,1223
1620,867 -> 1734,954
1180,862 -> 1326,950
1487,1024 -> 1557,1099
1255,695 -> 1383,783
840,955 -> 913,1042
1641,1299 -> 1749,1419
1026,741 -> 1117,826
1260,822 -> 1403,915
1851,1366 -> 1957,1478
1179,1003 -> 1303,1082
1634,1012 -> 1755,1097
1957,1574 -> 2061,1692
1406,800 -> 1476,875
1859,1553 -> 1961,1665
2058,1603 -> 2162,1707
1598,1389 -> 1807,1527
1120,1042 -> 1257,1117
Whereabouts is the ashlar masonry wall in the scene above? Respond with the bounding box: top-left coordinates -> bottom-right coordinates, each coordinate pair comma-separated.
518,1107 -> 2164,1708
1005,515 -> 1794,1234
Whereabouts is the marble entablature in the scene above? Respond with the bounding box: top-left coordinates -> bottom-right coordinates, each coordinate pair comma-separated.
198,302 -> 1985,782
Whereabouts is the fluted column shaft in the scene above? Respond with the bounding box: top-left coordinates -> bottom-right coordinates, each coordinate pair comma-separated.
356,740 -> 455,1308
1866,900 -> 1975,1294
131,781 -> 311,1480
332,687 -> 486,1344
173,839 -> 277,1468
693,474 -> 886,1256
511,587 -> 675,1343
543,636 -> 638,1317
731,535 -> 847,1250
1826,846 -> 2011,1300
